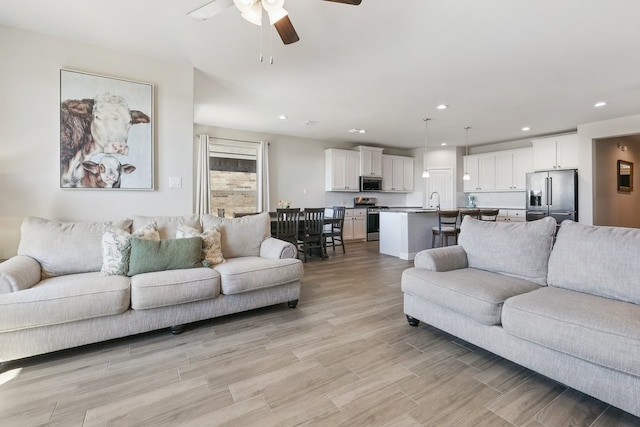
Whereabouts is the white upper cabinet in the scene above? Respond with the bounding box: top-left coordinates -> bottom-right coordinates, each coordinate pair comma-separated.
357,146 -> 384,177
463,153 -> 496,192
495,148 -> 533,190
532,133 -> 578,171
382,155 -> 414,192
465,148 -> 532,192
325,149 -> 360,191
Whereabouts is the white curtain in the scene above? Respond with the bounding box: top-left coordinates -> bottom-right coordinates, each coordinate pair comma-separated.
195,134 -> 211,215
258,141 -> 270,212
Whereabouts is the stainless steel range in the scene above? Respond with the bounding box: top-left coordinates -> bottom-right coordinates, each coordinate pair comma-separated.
354,197 -> 389,241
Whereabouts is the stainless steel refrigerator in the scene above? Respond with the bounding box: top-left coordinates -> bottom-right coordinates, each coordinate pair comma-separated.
526,169 -> 578,224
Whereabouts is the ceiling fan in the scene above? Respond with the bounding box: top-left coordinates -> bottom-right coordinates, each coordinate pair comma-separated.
188,0 -> 362,45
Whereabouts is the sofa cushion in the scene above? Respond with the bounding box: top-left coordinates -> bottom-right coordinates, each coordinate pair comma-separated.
130,268 -> 220,310
131,214 -> 201,240
214,257 -> 303,295
202,212 -> 270,258
128,237 -> 203,276
176,225 -> 225,266
401,267 -> 541,325
17,217 -> 132,278
0,272 -> 130,332
548,221 -> 640,304
458,216 -> 556,286
502,287 -> 640,377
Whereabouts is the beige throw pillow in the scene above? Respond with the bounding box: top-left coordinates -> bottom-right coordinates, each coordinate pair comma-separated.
176,225 -> 225,266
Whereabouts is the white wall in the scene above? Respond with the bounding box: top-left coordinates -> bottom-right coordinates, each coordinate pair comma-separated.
0,25 -> 195,258
578,113 -> 640,225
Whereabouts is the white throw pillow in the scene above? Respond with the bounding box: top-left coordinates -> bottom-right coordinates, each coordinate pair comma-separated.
176,224 -> 225,266
100,222 -> 160,276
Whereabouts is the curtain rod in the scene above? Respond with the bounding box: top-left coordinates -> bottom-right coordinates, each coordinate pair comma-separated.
198,135 -> 269,145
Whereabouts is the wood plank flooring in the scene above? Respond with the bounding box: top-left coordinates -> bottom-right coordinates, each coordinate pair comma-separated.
1,241 -> 639,426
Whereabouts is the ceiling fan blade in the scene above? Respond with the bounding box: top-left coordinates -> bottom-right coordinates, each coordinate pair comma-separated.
323,0 -> 362,5
187,0 -> 234,21
274,15 -> 300,45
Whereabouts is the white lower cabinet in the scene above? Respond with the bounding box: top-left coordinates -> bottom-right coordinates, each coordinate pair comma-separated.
497,209 -> 526,222
343,208 -> 366,240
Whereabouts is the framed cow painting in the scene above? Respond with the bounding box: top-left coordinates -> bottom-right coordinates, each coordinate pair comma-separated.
60,69 -> 154,190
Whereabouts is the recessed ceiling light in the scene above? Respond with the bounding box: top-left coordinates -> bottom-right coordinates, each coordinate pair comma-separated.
522,126 -> 531,131
278,115 -> 288,120
348,128 -> 366,134
302,120 -> 318,126
440,142 -> 447,146
594,101 -> 607,107
436,104 -> 449,110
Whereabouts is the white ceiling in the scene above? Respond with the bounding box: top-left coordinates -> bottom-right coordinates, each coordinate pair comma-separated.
1,0 -> 639,149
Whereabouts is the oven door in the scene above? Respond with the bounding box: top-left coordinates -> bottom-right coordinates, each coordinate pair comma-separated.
367,211 -> 380,241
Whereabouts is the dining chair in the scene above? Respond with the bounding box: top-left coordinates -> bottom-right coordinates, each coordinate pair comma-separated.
323,206 -> 346,254
275,208 -> 301,259
299,208 -> 326,262
479,208 -> 500,221
432,210 -> 459,247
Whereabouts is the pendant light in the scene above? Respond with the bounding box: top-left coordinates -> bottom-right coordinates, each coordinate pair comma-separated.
422,118 -> 431,178
462,126 -> 471,181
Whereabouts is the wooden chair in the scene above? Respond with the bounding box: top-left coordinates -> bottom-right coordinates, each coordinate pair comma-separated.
299,208 -> 326,262
432,210 -> 459,247
275,208 -> 301,259
459,208 -> 480,221
479,208 -> 500,221
323,206 -> 346,254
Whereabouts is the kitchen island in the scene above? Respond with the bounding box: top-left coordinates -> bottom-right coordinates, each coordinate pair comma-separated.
379,209 -> 439,260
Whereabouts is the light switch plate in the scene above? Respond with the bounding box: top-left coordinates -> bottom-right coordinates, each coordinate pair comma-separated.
169,177 -> 182,188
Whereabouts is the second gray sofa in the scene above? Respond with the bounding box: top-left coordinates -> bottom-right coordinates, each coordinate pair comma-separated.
401,216 -> 640,417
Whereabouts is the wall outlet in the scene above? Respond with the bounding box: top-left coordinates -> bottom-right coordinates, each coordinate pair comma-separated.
169,177 -> 182,188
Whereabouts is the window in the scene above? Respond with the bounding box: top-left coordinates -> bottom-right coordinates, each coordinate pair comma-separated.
209,140 -> 261,217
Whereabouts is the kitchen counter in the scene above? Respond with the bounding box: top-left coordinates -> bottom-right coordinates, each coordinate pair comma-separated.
379,210 -> 439,260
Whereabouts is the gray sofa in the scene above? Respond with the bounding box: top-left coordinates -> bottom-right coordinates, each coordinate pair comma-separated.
0,212 -> 303,362
401,216 -> 640,417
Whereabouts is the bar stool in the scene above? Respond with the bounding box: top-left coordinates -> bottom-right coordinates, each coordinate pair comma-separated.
458,208 -> 480,234
432,210 -> 459,247
479,209 -> 499,221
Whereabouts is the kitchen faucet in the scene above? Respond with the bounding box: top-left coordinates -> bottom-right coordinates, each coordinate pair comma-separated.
429,191 -> 440,210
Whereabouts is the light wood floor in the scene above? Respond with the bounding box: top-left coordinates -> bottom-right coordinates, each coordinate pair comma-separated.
1,241 -> 639,426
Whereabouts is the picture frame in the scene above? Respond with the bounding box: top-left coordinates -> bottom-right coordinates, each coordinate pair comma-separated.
617,160 -> 633,192
60,69 -> 154,190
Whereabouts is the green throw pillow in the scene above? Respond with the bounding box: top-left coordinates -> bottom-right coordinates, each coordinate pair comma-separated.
128,237 -> 203,276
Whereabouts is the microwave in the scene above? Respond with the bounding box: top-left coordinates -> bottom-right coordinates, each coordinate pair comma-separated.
360,176 -> 383,192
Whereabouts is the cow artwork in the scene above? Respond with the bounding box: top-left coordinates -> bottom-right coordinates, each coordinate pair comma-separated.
60,70 -> 153,189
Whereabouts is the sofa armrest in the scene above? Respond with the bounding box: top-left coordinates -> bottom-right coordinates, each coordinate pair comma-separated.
260,237 -> 297,259
0,255 -> 42,293
414,245 -> 468,272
